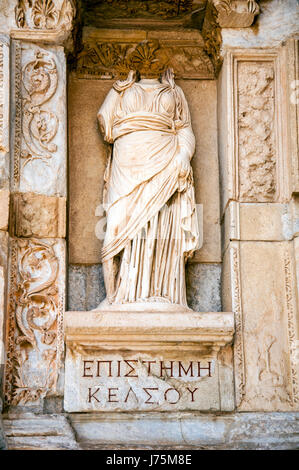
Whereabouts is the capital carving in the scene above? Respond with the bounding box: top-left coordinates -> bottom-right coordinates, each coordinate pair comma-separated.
15,0 -> 76,31
76,38 -> 215,79
212,0 -> 259,28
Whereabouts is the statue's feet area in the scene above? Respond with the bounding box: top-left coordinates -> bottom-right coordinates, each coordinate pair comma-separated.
94,297 -> 192,312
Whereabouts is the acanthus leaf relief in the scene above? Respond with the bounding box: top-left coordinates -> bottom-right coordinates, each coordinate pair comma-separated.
76,39 -> 215,80
237,62 -> 276,202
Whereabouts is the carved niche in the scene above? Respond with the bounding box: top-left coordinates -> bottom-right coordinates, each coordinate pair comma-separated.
4,238 -> 65,406
76,38 -> 215,80
15,0 -> 76,31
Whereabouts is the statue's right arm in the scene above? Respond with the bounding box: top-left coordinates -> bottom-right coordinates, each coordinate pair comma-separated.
97,88 -> 121,143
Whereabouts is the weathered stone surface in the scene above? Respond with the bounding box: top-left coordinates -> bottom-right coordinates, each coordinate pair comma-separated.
222,0 -> 299,49
69,411 -> 299,449
186,263 -> 221,312
68,264 -> 106,311
10,192 -> 66,238
3,413 -> 80,450
68,76 -> 221,264
214,0 -> 259,28
0,189 -> 9,231
68,262 -> 221,312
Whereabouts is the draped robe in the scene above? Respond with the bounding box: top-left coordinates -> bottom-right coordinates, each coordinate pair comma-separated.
98,75 -> 199,307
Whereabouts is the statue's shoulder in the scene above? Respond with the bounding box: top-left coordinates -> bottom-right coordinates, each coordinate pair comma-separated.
113,70 -> 136,93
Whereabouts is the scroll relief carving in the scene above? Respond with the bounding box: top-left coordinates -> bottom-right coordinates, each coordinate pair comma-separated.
22,50 -> 58,166
15,0 -> 76,31
77,39 -> 215,80
4,238 -> 64,406
237,61 -> 276,202
14,46 -> 60,189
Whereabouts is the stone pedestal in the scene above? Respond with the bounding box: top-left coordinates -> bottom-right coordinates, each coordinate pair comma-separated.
64,310 -> 234,413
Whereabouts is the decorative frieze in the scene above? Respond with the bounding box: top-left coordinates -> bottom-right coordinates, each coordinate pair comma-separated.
0,189 -> 9,232
4,238 -> 65,406
76,38 -> 215,80
10,193 -> 66,238
12,41 -> 66,196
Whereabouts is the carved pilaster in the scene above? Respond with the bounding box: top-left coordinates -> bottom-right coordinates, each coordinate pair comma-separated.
11,41 -> 67,196
4,238 -> 65,406
219,48 -> 290,211
6,37 -> 68,407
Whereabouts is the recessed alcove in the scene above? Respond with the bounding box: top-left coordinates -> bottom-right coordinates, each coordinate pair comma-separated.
67,22 -> 222,313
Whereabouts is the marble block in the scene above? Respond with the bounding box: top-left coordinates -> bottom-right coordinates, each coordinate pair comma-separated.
64,310 -> 234,413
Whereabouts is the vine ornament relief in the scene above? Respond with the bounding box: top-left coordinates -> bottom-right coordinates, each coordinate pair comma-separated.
4,239 -> 64,406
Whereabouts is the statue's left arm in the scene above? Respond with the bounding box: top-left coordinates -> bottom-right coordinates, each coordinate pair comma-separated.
173,86 -> 196,179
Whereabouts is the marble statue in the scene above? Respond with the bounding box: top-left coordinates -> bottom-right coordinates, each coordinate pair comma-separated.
97,68 -> 199,309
